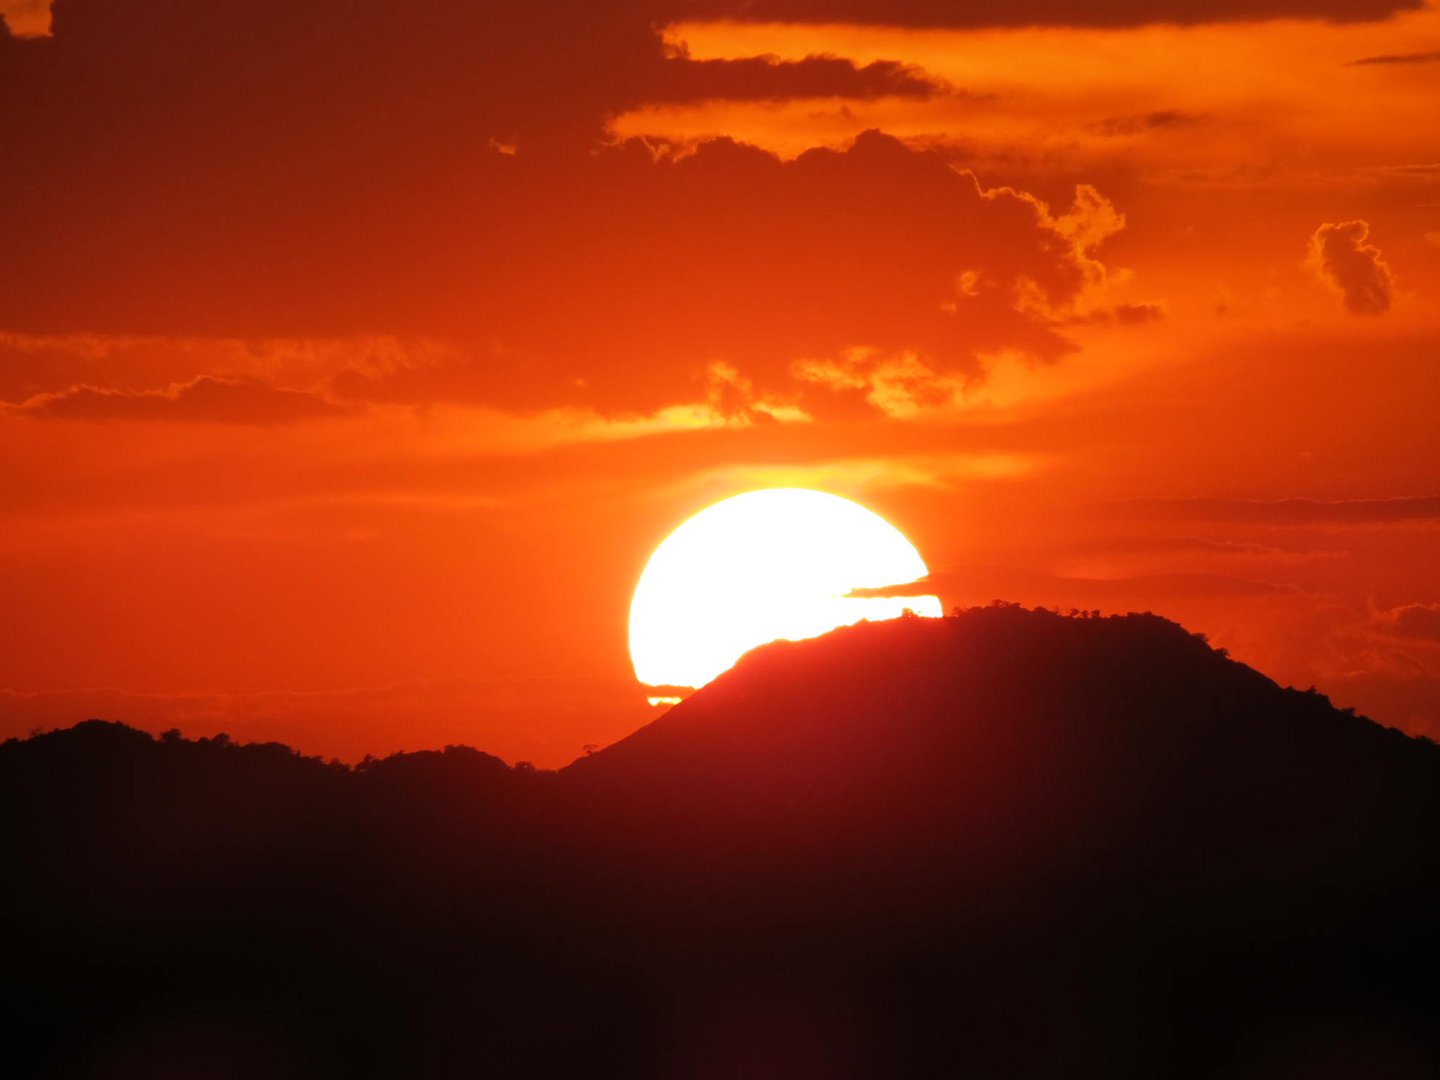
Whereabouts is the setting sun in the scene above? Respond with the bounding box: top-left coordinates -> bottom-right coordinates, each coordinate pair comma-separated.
8,0 -> 1440,1071
629,488 -> 942,695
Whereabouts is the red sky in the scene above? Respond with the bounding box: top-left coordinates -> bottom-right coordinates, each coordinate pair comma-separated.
2,0 -> 1438,765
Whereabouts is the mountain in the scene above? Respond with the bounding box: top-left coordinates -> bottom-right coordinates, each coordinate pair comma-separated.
569,608 -> 1440,919
4,607 -> 1440,1077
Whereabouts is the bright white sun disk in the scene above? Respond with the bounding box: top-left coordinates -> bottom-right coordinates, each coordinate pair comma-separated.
629,488 -> 942,692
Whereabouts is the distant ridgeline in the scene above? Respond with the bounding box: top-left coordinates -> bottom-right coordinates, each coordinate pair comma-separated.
5,607 -> 1440,1077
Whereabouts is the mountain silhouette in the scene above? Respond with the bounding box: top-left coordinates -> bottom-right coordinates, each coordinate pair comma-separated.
4,607 -> 1439,1077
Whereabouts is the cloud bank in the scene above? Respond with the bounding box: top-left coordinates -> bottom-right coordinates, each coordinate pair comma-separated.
8,377 -> 347,424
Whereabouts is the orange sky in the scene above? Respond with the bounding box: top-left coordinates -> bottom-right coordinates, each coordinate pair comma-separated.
2,0 -> 1437,765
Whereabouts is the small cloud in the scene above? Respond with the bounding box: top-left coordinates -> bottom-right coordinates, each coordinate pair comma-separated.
1347,50 -> 1440,66
1059,302 -> 1167,327
791,348 -> 964,418
846,579 -> 942,600
1087,110 -> 1205,137
8,376 -> 349,424
1306,220 -> 1394,315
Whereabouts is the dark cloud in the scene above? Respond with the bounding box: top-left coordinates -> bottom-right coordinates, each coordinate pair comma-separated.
8,0 -> 1413,49
2,2 -> 935,162
1374,604 -> 1440,642
1087,110 -> 1206,137
324,131 -> 1119,414
0,0 -> 671,339
1347,50 -> 1440,65
0,332 -> 414,403
1060,302 -> 1167,327
1102,495 -> 1440,525
1306,220 -> 1395,315
10,376 -> 348,424
648,54 -> 942,102
668,0 -> 1420,27
0,2 -> 1141,416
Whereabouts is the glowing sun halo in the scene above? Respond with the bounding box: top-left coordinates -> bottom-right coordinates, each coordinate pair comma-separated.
629,488 -> 942,699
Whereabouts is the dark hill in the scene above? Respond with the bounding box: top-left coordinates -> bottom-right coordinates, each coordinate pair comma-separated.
568,609 -> 1440,925
4,608 -> 1440,1077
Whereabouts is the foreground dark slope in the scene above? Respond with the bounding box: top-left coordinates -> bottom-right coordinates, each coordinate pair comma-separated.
570,609 -> 1440,926
5,608 -> 1440,1077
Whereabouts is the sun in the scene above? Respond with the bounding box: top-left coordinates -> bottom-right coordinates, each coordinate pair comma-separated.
629,488 -> 942,698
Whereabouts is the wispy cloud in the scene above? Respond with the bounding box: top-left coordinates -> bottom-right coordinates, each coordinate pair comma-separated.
1347,49 -> 1440,65
7,377 -> 349,425
1101,495 -> 1440,525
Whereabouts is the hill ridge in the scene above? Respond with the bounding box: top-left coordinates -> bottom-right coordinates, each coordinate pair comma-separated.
5,605 -> 1440,1077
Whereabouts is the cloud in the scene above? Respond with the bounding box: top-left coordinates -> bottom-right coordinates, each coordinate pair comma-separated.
1306,220 -> 1395,315
0,0 -> 1148,418
8,0 -> 1415,52
668,0 -> 1421,27
1373,603 -> 1440,642
1059,302 -> 1167,327
1347,50 -> 1440,65
1102,495 -> 1440,525
8,376 -> 348,424
0,331 -> 449,404
1087,110 -> 1206,137
328,131 -> 1135,414
648,54 -> 942,102
0,0 -> 682,340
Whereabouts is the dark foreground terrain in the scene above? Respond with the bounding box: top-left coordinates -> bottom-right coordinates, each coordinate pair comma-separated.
5,606 -> 1440,1077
